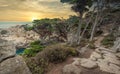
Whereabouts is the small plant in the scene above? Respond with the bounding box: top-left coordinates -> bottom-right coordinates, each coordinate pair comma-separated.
30,40 -> 41,45
88,41 -> 96,49
101,34 -> 115,47
1,30 -> 8,35
25,58 -> 47,74
23,40 -> 44,57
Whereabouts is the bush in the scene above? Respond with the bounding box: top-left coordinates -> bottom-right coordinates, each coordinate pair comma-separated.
24,26 -> 34,31
1,30 -> 8,35
23,40 -> 44,57
25,58 -> 48,74
36,44 -> 77,63
30,40 -> 41,46
101,34 -> 115,47
24,44 -> 77,74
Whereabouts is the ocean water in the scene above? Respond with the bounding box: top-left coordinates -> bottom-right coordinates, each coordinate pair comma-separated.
0,21 -> 32,28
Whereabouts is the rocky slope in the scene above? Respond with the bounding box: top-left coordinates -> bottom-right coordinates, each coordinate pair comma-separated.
62,26 -> 120,74
0,39 -> 32,74
0,25 -> 39,49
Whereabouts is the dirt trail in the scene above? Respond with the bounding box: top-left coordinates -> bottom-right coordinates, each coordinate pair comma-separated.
46,29 -> 110,74
46,57 -> 74,74
94,32 -> 109,47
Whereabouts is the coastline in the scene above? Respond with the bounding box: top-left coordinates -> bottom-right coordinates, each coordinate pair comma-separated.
0,21 -> 32,29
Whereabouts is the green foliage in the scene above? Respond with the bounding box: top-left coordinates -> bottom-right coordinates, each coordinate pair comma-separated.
25,58 -> 48,74
23,40 -> 44,57
66,15 -> 79,25
33,18 -> 61,26
101,34 -> 115,47
39,44 -> 77,63
23,24 -> 34,31
61,0 -> 93,15
30,40 -> 41,45
25,26 -> 34,31
0,30 -> 8,35
25,44 -> 77,74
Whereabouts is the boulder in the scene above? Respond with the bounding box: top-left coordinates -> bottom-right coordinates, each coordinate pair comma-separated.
97,59 -> 113,73
0,39 -> 16,62
103,52 -> 120,65
62,64 -> 81,74
90,51 -> 102,61
109,63 -> 120,74
72,58 -> 81,66
80,58 -> 98,69
97,59 -> 120,74
0,55 -> 32,74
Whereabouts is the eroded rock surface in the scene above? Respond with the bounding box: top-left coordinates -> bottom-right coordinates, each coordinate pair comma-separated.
0,39 -> 31,74
0,39 -> 16,62
62,64 -> 81,74
62,47 -> 120,74
0,56 -> 32,74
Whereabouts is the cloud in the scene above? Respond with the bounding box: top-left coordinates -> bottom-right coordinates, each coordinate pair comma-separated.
0,0 -> 76,21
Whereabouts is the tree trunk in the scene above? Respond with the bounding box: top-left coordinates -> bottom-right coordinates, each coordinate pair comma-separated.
77,20 -> 82,45
89,0 -> 101,41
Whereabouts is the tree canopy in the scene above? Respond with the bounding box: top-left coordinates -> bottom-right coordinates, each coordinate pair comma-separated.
61,0 -> 93,16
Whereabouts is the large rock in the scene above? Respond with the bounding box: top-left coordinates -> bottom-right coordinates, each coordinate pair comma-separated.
97,59 -> 120,74
80,58 -> 98,69
62,64 -> 81,74
97,59 -> 113,73
103,52 -> 120,65
0,55 -> 32,74
90,51 -> 102,61
0,39 -> 16,62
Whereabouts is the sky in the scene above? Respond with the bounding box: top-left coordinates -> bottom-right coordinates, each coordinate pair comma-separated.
0,0 -> 76,22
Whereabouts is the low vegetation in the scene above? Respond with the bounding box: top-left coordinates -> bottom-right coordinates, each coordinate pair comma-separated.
25,44 -> 77,74
101,34 -> 115,47
0,30 -> 8,35
23,40 -> 45,57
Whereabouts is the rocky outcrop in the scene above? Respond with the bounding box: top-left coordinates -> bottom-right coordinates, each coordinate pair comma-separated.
111,26 -> 120,52
62,47 -> 120,74
1,25 -> 39,48
62,58 -> 81,74
0,39 -> 16,62
0,39 -> 32,74
0,55 -> 32,74
80,58 -> 98,69
62,64 -> 81,74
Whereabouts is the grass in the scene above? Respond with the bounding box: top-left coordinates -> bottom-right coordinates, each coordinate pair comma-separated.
23,40 -> 45,57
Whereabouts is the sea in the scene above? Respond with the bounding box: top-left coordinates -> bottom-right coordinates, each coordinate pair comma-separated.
0,21 -> 32,29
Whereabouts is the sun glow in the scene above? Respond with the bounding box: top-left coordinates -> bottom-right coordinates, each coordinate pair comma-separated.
31,17 -> 38,21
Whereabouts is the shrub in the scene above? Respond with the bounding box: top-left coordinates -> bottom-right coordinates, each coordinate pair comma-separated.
1,30 -> 8,35
24,25 -> 34,31
101,34 -> 115,47
36,44 -> 77,63
25,58 -> 47,74
24,44 -> 77,74
23,40 -> 44,57
30,40 -> 41,45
